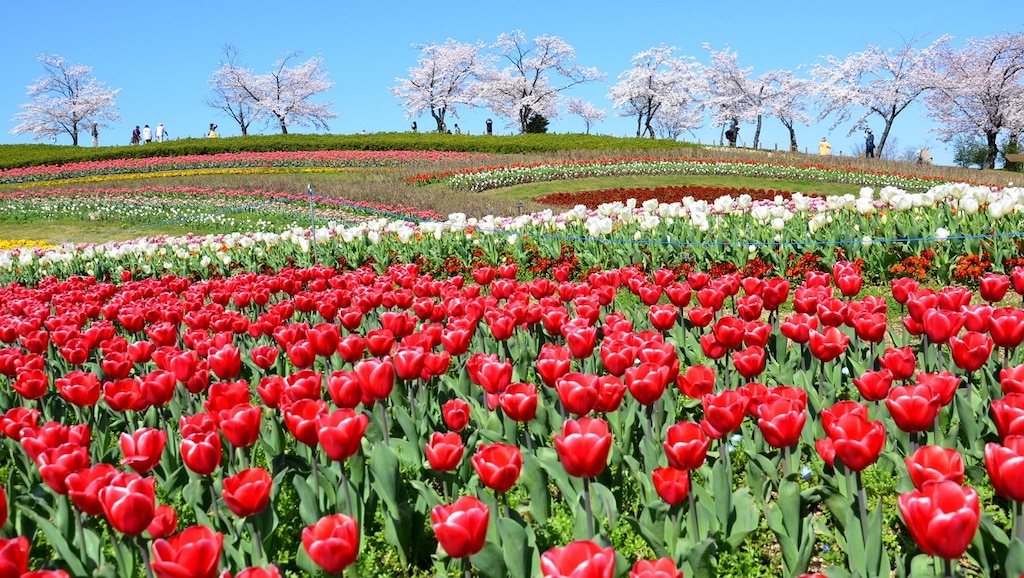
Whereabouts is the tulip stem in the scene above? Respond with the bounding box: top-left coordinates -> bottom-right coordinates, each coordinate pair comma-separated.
72,499 -> 89,570
782,445 -> 791,479
1016,500 -> 1023,542
251,519 -> 265,565
340,466 -> 354,517
943,557 -> 953,578
855,470 -> 869,548
463,556 -> 472,578
136,535 -> 155,578
310,447 -> 322,516
583,476 -> 595,540
378,401 -> 390,444
687,480 -> 700,540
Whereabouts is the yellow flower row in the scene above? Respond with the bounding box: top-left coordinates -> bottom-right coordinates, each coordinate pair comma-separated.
0,239 -> 57,251
1,167 -> 354,188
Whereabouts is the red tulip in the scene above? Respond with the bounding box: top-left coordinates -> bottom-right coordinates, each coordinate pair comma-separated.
663,421 -> 711,470
850,311 -> 887,343
890,277 -> 920,305
564,325 -> 598,359
181,430 -> 222,475
316,408 -> 368,462
307,322 -> 341,357
743,320 -> 772,349
699,333 -> 727,360
0,407 -> 38,442
687,306 -> 715,328
553,417 -> 612,479
540,539 -> 616,578
471,443 -> 522,493
648,304 -> 678,331
536,344 -> 572,388
442,398 -> 471,432
302,514 -> 359,575
921,308 -> 964,345
731,346 -> 766,380
1013,266 -> 1024,295
878,346 -> 916,381
825,412 -> 885,472
283,398 -> 327,447
431,495 -> 490,559
816,297 -> 847,327
852,369 -> 893,402
12,368 -> 49,400
665,282 -> 692,307
989,307 -> 1024,349
499,382 -> 538,422
207,343 -> 241,380
215,403 -> 262,449
961,303 -> 993,333
555,373 -> 600,416
593,375 -> 626,413
808,326 -> 849,362
985,435 -> 1024,501
466,353 -> 512,396
947,331 -> 993,373
711,316 -> 745,350
325,370 -> 361,409
701,389 -> 749,438
696,286 -> 725,311
19,422 -> 90,463
736,294 -> 763,322
99,471 -> 156,535
885,384 -> 942,434
755,398 -> 806,449
336,334 -> 366,363
904,445 -> 965,490
677,365 -> 716,400
249,345 -> 279,370
898,480 -> 979,561
353,357 -> 395,402
425,432 -> 464,472
36,443 -> 91,495
1001,364 -> 1024,395
625,362 -> 672,406
600,338 -> 636,377
147,504 -> 178,539
120,427 -> 168,474
979,273 -> 1011,303
222,467 -> 273,518
630,557 -> 683,578
0,486 -> 6,528
223,566 -> 281,578
651,467 -> 690,506
55,370 -> 102,407
0,536 -> 30,578
815,437 -> 836,467
151,525 -> 224,578
282,369 -> 322,403
780,313 -> 818,344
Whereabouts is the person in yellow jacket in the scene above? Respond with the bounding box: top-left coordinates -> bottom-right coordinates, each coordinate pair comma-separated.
818,137 -> 832,156
208,123 -> 219,138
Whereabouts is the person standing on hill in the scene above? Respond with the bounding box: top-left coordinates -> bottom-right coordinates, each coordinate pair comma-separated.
818,137 -> 832,156
142,124 -> 152,143
865,128 -> 875,158
208,123 -> 219,138
131,125 -> 141,145
156,123 -> 167,142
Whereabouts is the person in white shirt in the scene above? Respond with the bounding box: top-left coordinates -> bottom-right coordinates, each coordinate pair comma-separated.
156,123 -> 167,142
142,125 -> 152,143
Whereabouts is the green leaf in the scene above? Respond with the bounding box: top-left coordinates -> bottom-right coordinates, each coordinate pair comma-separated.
520,452 -> 550,525
292,474 -> 322,526
497,517 -> 536,578
1007,539 -> 1024,576
20,507 -> 88,577
625,513 -> 670,559
470,542 -> 509,578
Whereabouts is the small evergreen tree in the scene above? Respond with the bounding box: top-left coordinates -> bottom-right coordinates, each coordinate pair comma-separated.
524,113 -> 549,134
952,135 -> 988,169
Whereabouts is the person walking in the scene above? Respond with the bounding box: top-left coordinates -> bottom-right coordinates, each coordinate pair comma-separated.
818,137 -> 832,156
156,123 -> 167,142
130,126 -> 141,145
142,124 -> 152,144
864,128 -> 875,158
91,122 -> 99,147
208,123 -> 219,138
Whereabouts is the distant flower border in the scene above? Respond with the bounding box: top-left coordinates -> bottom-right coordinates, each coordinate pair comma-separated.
408,157 -> 977,192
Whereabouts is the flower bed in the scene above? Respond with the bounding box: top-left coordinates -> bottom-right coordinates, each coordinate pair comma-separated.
408,157 -> 973,193
1,261 -> 1024,576
533,185 -> 822,209
0,150 -> 492,185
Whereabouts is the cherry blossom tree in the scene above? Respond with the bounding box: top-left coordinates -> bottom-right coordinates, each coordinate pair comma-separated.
923,31 -> 1024,168
207,50 -> 336,135
809,35 -> 949,157
473,31 -> 604,133
564,97 -> 605,134
607,45 -> 703,139
10,54 -> 121,146
700,44 -> 769,148
206,45 -> 262,136
761,70 -> 813,152
390,39 -> 490,133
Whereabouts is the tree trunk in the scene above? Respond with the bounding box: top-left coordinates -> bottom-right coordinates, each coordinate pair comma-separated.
753,114 -> 762,149
986,130 -> 999,169
635,115 -> 643,138
789,127 -> 798,152
277,114 -> 288,134
877,121 -> 895,159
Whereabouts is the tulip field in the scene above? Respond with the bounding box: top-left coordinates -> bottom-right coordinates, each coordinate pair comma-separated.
2,142 -> 1024,578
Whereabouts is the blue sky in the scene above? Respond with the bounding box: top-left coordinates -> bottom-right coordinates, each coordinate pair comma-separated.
2,1 -> 1020,166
